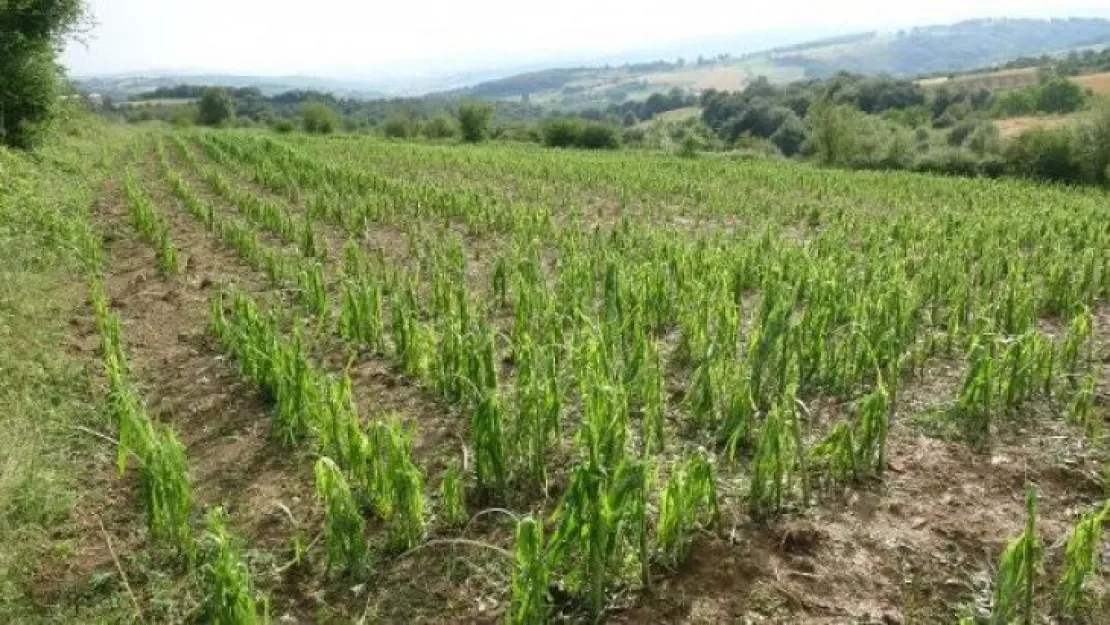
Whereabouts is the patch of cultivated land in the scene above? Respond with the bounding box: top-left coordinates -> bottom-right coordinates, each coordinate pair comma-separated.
993,113 -> 1078,137
1076,70 -> 1110,95
13,127 -> 1110,624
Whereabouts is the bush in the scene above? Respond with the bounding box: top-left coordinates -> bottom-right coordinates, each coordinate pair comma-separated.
302,102 -> 338,134
992,88 -> 1037,117
678,134 -> 699,158
541,118 -> 583,148
769,113 -> 808,156
1071,100 -> 1110,183
911,147 -> 987,177
273,119 -> 296,134
965,123 -> 1001,155
931,111 -> 958,129
1037,78 -> 1085,114
168,105 -> 198,128
622,127 -> 646,146
381,114 -> 413,139
457,101 -> 493,143
422,114 -> 458,139
198,87 -> 234,127
493,122 -> 541,143
341,116 -> 361,133
577,121 -> 620,149
947,120 -> 979,146
1004,128 -> 1082,182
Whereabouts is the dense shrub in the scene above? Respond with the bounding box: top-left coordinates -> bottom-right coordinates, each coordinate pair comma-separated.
678,134 -> 699,158
422,114 -> 458,139
965,123 -> 1001,155
541,118 -> 584,148
457,101 -> 493,143
168,105 -> 198,128
301,102 -> 338,134
1004,128 -> 1082,182
1072,101 -> 1110,183
272,119 -> 296,134
381,114 -> 413,139
769,113 -> 808,156
539,117 -> 620,149
198,87 -> 234,127
947,120 -> 979,146
1036,78 -> 1085,114
911,147 -> 990,177
492,122 -> 541,143
577,121 -> 620,149
622,127 -> 646,145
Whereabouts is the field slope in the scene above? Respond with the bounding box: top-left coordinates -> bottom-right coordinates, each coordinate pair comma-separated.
3,126 -> 1109,623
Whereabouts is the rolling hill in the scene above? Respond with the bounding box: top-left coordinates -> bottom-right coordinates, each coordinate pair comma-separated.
439,18 -> 1110,109
76,17 -> 1110,111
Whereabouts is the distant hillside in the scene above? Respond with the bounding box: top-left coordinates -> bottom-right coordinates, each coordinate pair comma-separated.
440,17 -> 1110,109
74,17 -> 1110,109
75,74 -> 385,100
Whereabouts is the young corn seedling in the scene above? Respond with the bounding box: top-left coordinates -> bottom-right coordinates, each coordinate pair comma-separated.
296,261 -> 328,318
143,424 -> 193,551
854,383 -> 889,477
439,463 -> 467,527
198,507 -> 267,625
547,459 -> 648,621
992,485 -> 1040,625
810,421 -> 857,488
749,396 -> 799,523
655,452 -> 720,569
1058,500 -> 1110,615
363,418 -> 427,550
314,457 -> 368,576
1061,307 -> 1094,387
508,516 -> 549,625
472,391 -> 509,498
155,226 -> 178,276
954,335 -> 995,449
511,337 -> 561,491
339,277 -> 385,353
1068,374 -> 1099,441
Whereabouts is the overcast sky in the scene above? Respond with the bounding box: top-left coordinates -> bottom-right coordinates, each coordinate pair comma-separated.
64,0 -> 1108,78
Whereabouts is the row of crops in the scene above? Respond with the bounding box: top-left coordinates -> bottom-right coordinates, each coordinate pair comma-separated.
89,196 -> 267,622
94,127 -> 1110,622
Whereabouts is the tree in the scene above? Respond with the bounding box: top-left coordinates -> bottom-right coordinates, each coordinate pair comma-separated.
197,87 -> 234,126
301,102 -> 338,134
457,101 -> 493,143
0,0 -> 86,149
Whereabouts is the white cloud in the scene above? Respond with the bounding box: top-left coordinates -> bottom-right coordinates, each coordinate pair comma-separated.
64,0 -> 1108,76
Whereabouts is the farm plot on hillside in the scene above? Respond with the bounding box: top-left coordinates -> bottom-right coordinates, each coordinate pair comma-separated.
45,128 -> 1110,624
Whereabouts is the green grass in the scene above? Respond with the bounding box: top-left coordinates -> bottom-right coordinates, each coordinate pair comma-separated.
0,118 -> 135,622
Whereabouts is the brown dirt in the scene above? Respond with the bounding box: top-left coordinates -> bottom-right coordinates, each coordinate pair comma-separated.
151,139 -> 521,621
190,136 -> 1110,623
1075,71 -> 1110,96
994,115 -> 1075,138
53,136 -> 1110,625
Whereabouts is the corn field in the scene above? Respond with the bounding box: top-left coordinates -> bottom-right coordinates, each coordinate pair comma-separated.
63,125 -> 1110,623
